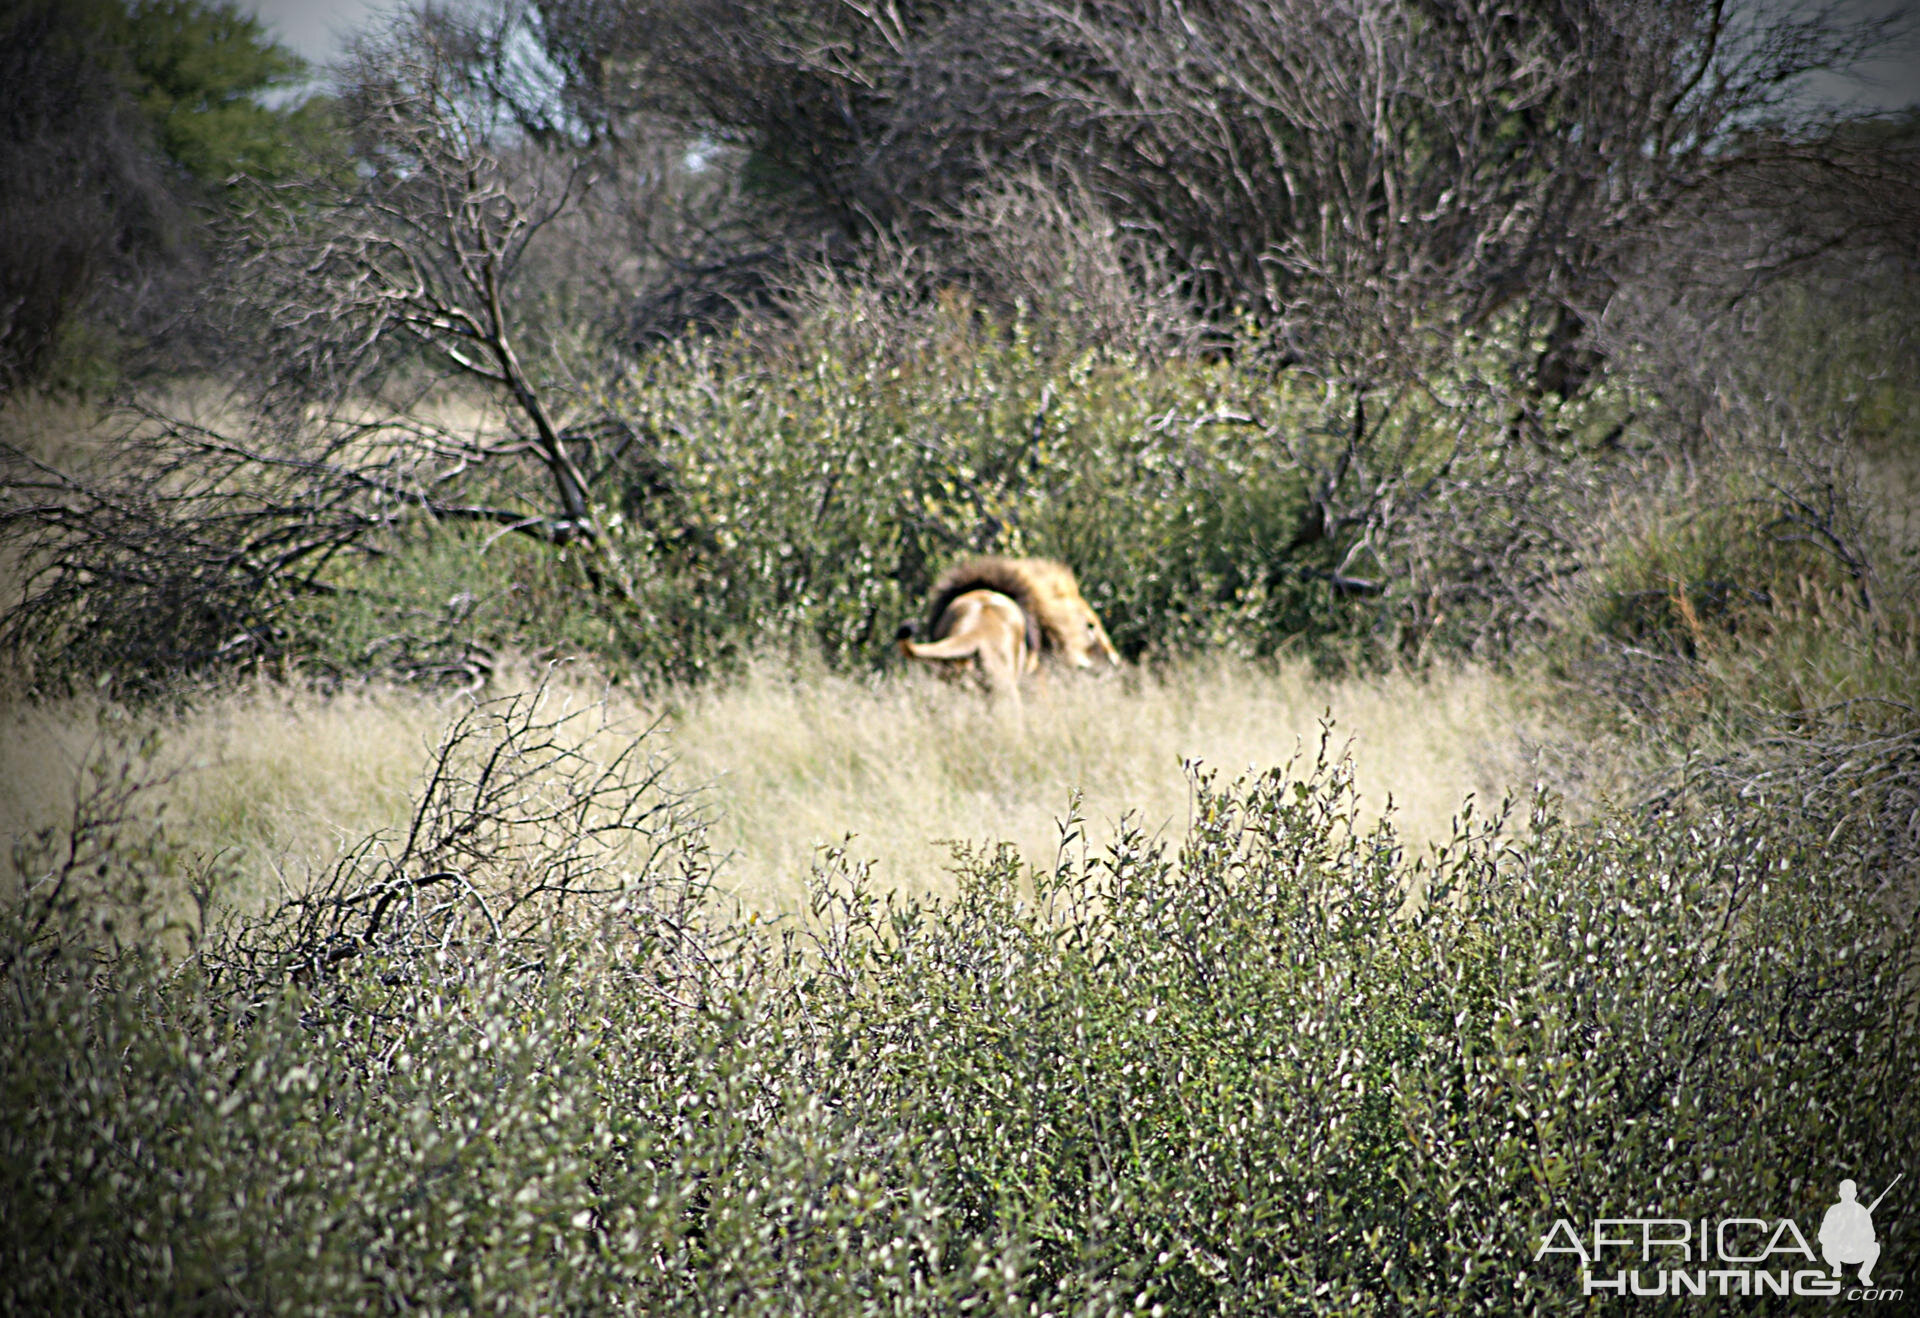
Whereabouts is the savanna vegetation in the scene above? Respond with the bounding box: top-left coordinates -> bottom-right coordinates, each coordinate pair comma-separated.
3,0 -> 1918,1311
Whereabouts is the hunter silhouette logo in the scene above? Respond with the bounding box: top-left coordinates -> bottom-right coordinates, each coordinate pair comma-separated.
1822,1175 -> 1900,1287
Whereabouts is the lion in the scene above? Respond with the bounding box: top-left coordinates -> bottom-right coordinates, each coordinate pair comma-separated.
895,556 -> 1120,695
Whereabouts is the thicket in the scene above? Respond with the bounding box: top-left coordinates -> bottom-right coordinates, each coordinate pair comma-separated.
5,4 -> 1919,1305
3,0 -> 1913,700
3,691 -> 1913,1314
260,300 -> 1634,688
21,267 -> 1895,703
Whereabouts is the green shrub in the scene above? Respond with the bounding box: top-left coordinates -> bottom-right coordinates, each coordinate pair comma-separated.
1584,501 -> 1839,656
789,749 -> 1915,1311
5,728 -> 1911,1314
1555,435 -> 1918,758
562,312 -> 1608,681
284,523 -> 620,686
285,323 -> 1346,683
616,326 -> 1336,673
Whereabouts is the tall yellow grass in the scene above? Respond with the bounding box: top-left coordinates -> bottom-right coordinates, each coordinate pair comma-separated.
1,685 -> 441,908
665,654 -> 1548,910
4,655 -> 1555,919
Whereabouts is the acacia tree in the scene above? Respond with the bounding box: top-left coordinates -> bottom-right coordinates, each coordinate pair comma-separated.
523,0 -> 1052,337
1011,2 -> 1886,355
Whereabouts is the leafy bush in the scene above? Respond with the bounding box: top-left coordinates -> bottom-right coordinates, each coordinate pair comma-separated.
788,749 -> 1916,1311
1584,500 -> 1842,659
611,320 -> 1337,676
5,723 -> 1912,1314
275,308 -> 1612,686
268,317 -> 1335,683
1,291 -> 1644,694
282,523 -> 615,689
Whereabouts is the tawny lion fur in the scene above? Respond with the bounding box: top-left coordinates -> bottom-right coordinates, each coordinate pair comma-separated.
896,557 -> 1119,693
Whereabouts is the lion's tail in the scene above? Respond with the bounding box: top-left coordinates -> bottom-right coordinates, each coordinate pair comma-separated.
896,622 -> 984,664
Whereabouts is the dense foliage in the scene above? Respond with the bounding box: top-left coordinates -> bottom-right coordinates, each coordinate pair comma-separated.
292,313 -> 1615,684
3,709 -> 1912,1313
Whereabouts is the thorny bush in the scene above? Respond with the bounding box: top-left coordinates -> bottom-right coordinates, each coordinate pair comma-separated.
3,723 -> 1913,1314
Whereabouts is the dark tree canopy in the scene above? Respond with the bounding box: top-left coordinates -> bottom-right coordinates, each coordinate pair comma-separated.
0,0 -> 323,388
125,0 -> 317,185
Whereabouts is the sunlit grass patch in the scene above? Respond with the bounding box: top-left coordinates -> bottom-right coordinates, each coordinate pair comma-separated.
0,684 -> 443,912
660,652 -> 1553,912
3,654 -> 1561,925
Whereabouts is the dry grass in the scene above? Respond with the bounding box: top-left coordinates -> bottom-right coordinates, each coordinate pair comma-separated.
659,653 -> 1553,912
1,654 -> 1560,923
1,684 -> 442,910
0,391 -> 123,471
